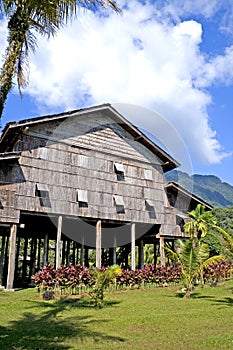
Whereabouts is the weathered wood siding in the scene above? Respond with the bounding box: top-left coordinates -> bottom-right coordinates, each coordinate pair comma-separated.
159,207 -> 188,238
0,163 -> 20,223
11,112 -> 166,224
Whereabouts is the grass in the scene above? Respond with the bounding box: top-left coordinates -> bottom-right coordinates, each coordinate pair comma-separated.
0,281 -> 233,350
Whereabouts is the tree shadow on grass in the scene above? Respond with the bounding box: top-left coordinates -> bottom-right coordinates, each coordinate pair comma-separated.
0,296 -> 125,350
174,291 -> 215,299
211,297 -> 233,307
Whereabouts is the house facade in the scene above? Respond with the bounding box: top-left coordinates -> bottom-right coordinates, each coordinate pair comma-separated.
0,104 -> 212,289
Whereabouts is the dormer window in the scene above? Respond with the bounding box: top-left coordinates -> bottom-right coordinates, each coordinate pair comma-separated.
38,147 -> 48,160
144,169 -> 153,181
145,199 -> 156,219
113,195 -> 125,214
35,183 -> 51,207
114,162 -> 125,181
78,155 -> 89,167
77,189 -> 88,208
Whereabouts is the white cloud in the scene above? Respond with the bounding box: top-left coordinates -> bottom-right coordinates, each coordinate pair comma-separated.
0,0 -> 232,165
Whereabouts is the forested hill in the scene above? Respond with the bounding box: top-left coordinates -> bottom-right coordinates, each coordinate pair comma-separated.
165,170 -> 233,208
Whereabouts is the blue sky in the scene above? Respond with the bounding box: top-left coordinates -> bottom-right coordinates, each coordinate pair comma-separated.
0,0 -> 233,185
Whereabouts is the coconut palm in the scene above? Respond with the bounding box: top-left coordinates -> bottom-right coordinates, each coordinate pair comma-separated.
213,225 -> 233,253
0,0 -> 120,117
184,204 -> 217,240
165,239 -> 223,297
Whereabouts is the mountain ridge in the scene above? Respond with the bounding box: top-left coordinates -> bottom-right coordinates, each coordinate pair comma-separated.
165,170 -> 233,207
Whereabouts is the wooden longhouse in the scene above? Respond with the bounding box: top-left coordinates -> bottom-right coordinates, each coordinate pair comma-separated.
0,104 -> 212,289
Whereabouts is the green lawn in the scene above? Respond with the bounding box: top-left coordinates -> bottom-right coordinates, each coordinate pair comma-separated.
0,282 -> 233,350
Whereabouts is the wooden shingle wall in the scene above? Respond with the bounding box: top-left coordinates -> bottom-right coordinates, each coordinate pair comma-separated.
12,112 -> 167,225
0,162 -> 20,223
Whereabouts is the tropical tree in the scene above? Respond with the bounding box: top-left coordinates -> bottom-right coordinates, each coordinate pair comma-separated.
165,205 -> 226,297
184,204 -> 217,240
213,225 -> 233,254
0,0 -> 120,117
165,239 -> 223,297
89,265 -> 121,308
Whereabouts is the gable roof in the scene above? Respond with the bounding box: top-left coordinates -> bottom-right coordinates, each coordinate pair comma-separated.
165,181 -> 213,210
0,103 -> 180,172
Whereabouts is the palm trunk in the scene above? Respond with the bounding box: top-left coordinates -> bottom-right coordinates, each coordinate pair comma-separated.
0,6 -> 29,119
0,38 -> 22,118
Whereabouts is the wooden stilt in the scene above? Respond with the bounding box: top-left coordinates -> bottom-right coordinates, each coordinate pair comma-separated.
37,239 -> 41,270
125,245 -> 129,268
96,220 -> 102,268
85,248 -> 89,267
72,242 -> 76,265
3,235 -> 9,284
14,236 -> 21,284
62,240 -> 66,265
29,238 -> 37,279
66,240 -> 70,265
154,241 -> 158,265
139,239 -> 144,269
0,236 -> 6,286
6,224 -> 17,290
80,235 -> 85,266
43,233 -> 48,266
22,237 -> 28,282
159,236 -> 165,267
113,234 -> 117,265
55,215 -> 62,269
131,223 -> 136,271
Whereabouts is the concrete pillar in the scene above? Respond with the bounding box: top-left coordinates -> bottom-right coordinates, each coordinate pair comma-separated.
131,223 -> 136,270
55,215 -> 62,269
6,224 -> 17,290
96,220 -> 102,268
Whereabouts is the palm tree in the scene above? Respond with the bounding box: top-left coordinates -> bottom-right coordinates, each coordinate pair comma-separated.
165,239 -> 223,297
0,0 -> 120,117
213,225 -> 233,253
184,204 -> 217,240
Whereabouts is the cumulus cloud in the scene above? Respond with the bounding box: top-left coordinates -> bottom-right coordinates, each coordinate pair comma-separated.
0,0 -> 232,165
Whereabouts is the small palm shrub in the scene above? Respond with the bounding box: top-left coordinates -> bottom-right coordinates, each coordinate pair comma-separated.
89,265 -> 122,308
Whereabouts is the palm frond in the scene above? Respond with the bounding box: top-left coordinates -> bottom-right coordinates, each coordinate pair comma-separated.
213,225 -> 233,251
201,255 -> 224,270
196,243 -> 210,265
16,49 -> 29,97
164,246 -> 179,264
